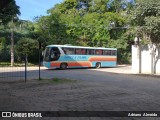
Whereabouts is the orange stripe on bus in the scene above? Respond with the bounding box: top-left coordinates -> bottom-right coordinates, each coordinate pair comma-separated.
51,62 -> 61,67
51,62 -> 92,67
68,62 -> 91,67
89,57 -> 116,62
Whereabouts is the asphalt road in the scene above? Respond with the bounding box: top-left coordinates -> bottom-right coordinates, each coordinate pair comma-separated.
0,67 -> 160,120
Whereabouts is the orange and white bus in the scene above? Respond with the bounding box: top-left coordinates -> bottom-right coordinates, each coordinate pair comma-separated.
43,45 -> 117,69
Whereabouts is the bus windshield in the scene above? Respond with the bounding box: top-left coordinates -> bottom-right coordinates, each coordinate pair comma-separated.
44,47 -> 60,62
44,47 -> 51,62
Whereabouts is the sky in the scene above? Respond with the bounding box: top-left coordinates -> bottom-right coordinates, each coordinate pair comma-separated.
15,0 -> 132,21
15,0 -> 64,21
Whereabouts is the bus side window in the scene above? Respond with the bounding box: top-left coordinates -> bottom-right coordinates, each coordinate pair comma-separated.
86,49 -> 89,55
62,47 -> 66,54
108,50 -> 111,55
75,49 -> 81,54
70,48 -> 75,54
112,50 -> 116,55
95,50 -> 102,55
62,47 -> 75,55
103,50 -> 111,55
87,49 -> 94,55
75,49 -> 86,55
103,50 -> 106,55
81,49 -> 86,55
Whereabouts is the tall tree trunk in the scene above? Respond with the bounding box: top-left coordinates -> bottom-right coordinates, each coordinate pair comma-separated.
11,18 -> 14,67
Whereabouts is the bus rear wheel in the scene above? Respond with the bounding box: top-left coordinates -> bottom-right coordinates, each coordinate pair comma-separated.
60,63 -> 67,70
95,62 -> 101,68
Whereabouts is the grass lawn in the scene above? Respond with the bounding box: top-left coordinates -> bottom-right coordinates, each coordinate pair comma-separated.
0,62 -> 37,67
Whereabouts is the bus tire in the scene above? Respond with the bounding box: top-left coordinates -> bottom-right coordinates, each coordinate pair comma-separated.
60,63 -> 67,70
95,62 -> 101,68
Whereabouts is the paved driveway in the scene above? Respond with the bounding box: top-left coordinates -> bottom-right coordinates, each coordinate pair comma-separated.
0,66 -> 160,119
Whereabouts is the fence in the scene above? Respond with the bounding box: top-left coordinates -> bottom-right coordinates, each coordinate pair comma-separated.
0,48 -> 43,82
0,49 -> 26,81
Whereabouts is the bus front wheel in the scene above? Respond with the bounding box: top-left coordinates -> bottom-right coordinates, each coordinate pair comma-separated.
60,63 -> 67,70
95,62 -> 101,68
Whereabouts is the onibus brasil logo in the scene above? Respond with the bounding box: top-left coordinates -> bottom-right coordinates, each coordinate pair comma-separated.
2,112 -> 42,118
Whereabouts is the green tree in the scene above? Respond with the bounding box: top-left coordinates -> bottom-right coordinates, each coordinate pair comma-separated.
16,38 -> 38,63
132,0 -> 160,74
0,0 -> 20,24
34,0 -> 133,63
0,0 -> 20,66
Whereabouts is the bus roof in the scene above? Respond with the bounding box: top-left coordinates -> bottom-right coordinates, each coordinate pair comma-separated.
46,45 -> 117,50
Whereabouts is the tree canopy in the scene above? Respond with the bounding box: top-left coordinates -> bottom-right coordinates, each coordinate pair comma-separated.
131,0 -> 160,44
0,0 -> 20,24
1,0 -> 159,64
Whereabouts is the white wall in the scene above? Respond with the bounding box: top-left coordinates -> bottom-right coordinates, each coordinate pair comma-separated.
132,45 -> 160,74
